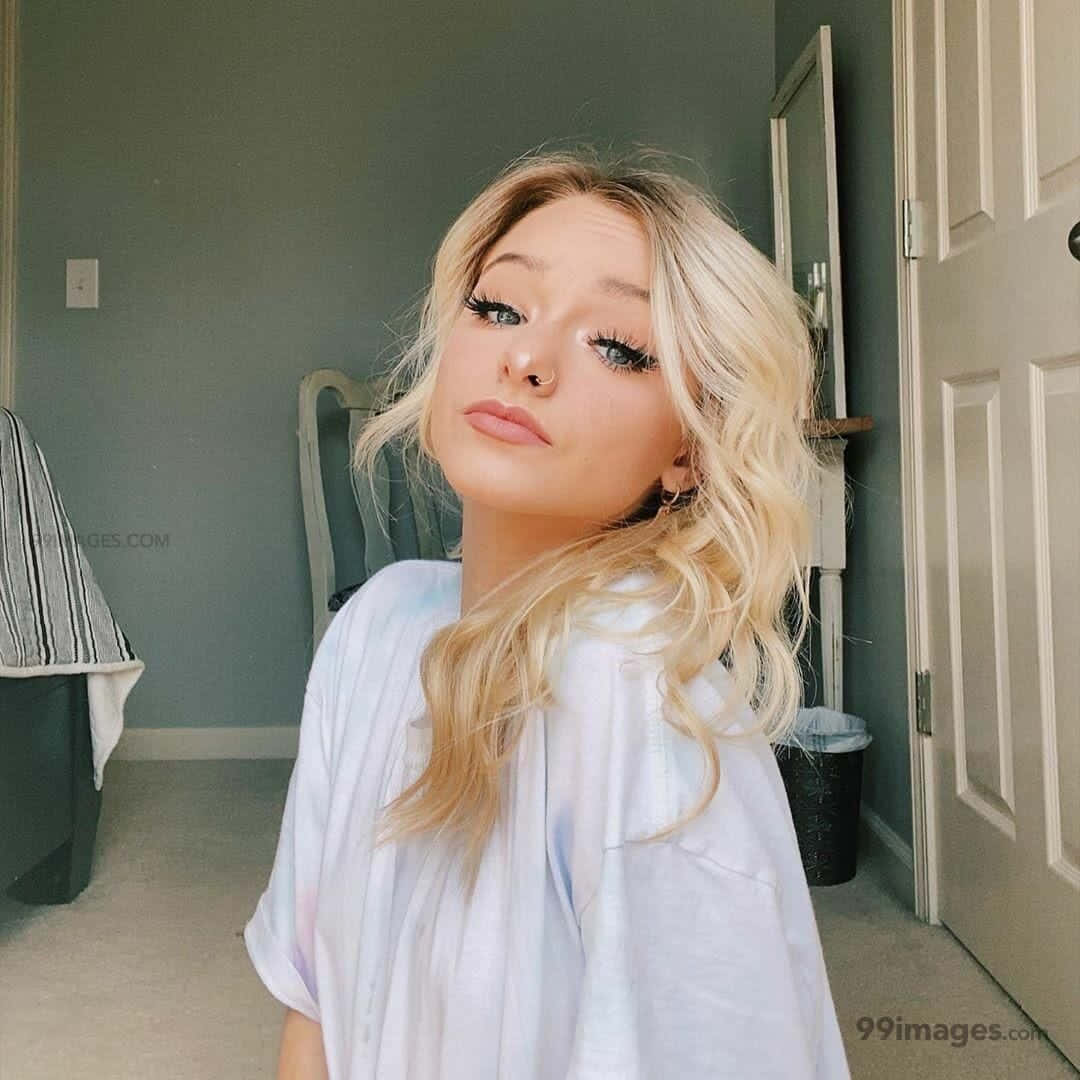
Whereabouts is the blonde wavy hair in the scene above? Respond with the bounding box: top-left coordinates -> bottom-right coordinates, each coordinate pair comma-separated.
352,145 -> 823,894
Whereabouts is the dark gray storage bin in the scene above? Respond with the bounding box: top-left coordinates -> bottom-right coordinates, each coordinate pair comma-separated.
773,707 -> 872,886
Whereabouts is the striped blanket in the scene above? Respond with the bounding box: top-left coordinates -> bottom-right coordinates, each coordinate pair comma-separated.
0,407 -> 144,789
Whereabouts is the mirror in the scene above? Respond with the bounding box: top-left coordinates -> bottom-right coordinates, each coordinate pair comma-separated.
770,25 -> 846,420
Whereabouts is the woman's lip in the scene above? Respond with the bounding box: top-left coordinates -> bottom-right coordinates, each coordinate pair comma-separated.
464,411 -> 550,446
463,399 -> 552,443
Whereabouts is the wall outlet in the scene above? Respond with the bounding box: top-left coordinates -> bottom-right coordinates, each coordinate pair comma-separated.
66,259 -> 99,309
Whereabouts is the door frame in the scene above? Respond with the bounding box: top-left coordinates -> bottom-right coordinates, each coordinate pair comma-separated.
892,0 -> 938,925
0,0 -> 16,411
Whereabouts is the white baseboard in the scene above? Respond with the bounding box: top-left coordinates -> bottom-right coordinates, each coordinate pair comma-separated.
112,725 -> 300,761
858,802 -> 916,910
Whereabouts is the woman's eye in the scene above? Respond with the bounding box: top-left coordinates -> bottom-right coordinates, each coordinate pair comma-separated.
598,342 -> 631,366
464,294 -> 521,326
592,335 -> 657,374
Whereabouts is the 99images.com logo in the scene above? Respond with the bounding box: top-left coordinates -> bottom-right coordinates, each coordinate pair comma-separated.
856,1016 -> 1048,1048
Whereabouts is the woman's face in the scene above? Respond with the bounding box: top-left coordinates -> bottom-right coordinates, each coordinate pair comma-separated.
430,193 -> 690,528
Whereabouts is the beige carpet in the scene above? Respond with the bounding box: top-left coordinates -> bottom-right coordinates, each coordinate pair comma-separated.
1,760 -> 1076,1079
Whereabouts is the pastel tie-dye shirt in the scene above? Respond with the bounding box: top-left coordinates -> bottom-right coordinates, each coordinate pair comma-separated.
244,558 -> 850,1078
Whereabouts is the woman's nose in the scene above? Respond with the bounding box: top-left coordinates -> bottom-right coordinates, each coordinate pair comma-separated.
502,330 -> 559,383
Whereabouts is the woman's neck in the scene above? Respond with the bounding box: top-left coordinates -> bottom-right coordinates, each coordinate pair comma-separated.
457,499 -> 598,616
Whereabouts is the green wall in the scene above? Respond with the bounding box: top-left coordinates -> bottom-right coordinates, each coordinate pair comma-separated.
776,4 -> 913,848
13,1 -> 777,735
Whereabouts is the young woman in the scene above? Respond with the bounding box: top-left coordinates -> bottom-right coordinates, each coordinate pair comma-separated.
245,147 -> 851,1079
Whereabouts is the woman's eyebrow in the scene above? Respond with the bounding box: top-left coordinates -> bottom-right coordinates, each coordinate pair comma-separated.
480,251 -> 650,303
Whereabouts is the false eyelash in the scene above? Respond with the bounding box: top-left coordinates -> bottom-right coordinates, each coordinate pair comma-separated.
463,290 -> 502,314
590,326 -> 657,374
462,292 -> 658,375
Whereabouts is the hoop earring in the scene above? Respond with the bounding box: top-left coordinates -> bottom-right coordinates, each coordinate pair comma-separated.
655,485 -> 680,518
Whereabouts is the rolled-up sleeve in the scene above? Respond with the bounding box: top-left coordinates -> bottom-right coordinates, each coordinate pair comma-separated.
243,684 -> 328,1023
565,838 -> 842,1079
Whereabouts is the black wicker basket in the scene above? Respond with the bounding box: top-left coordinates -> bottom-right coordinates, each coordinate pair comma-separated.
774,742 -> 865,886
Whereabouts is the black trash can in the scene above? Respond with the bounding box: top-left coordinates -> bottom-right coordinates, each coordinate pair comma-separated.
773,707 -> 872,886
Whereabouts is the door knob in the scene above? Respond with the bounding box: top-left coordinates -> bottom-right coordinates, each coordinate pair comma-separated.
1069,220 -> 1080,261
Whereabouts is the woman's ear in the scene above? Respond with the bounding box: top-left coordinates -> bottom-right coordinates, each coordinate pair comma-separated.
660,444 -> 700,494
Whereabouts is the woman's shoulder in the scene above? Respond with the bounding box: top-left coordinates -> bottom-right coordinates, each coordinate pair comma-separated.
546,580 -> 799,897
660,662 -> 800,891
322,558 -> 459,644
551,631 -> 828,1017
330,557 -> 460,625
310,558 -> 460,704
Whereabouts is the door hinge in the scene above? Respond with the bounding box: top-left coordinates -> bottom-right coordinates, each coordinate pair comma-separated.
902,198 -> 926,259
915,669 -> 932,735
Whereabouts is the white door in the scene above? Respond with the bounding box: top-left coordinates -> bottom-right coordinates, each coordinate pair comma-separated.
912,0 -> 1080,1065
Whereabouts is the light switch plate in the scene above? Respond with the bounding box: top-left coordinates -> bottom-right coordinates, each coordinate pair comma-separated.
66,259 -> 99,309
